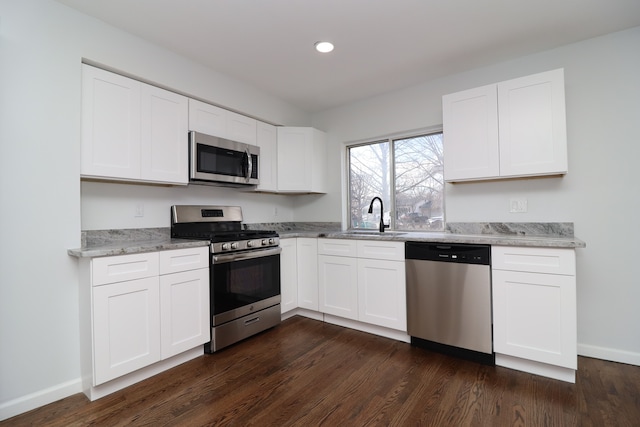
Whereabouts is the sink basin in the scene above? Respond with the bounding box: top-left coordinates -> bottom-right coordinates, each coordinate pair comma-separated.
340,230 -> 407,236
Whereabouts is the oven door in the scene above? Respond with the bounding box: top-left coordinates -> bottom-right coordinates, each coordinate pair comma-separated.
210,247 -> 281,326
189,131 -> 259,185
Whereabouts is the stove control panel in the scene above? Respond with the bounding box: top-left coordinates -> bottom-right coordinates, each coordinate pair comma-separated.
212,237 -> 280,254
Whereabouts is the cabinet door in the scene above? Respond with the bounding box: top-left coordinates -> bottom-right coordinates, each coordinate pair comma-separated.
443,84 -> 499,181
318,255 -> 358,320
279,238 -> 298,314
140,84 -> 188,184
297,238 -> 319,310
498,69 -> 567,177
159,268 -> 210,359
81,64 -> 141,180
492,269 -> 577,369
226,110 -> 257,144
188,98 -> 227,137
92,277 -> 161,385
256,121 -> 278,192
276,127 -> 327,193
357,259 -> 407,331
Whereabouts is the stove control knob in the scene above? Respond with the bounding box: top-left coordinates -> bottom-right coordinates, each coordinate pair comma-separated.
222,243 -> 230,251
231,242 -> 238,250
247,240 -> 254,248
269,238 -> 275,245
261,239 -> 268,246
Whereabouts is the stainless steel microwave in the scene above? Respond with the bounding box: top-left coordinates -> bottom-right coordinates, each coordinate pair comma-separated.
189,131 -> 259,186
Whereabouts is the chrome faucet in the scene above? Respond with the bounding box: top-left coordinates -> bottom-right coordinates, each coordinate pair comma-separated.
368,197 -> 389,232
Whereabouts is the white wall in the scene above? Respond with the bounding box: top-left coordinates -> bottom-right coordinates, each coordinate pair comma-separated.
312,27 -> 640,365
2,0 -> 639,420
0,0 -> 309,420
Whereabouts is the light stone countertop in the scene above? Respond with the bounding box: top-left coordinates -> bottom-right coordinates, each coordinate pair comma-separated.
67,238 -> 209,258
68,222 -> 585,258
278,230 -> 586,248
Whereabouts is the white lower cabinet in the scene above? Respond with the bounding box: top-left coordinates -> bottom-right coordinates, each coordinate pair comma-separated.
159,267 -> 210,359
92,275 -> 161,385
279,238 -> 298,314
280,238 -> 320,315
491,246 -> 577,382
318,239 -> 406,331
81,247 -> 209,399
318,254 -> 359,320
297,238 -> 319,310
357,258 -> 406,331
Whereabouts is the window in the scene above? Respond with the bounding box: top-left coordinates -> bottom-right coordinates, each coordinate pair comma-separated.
348,131 -> 444,231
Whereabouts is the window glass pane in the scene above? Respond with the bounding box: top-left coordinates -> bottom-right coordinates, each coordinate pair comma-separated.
349,141 -> 391,229
394,133 -> 444,231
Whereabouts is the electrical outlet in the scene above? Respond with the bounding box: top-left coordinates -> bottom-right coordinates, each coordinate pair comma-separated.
135,203 -> 144,217
509,197 -> 527,213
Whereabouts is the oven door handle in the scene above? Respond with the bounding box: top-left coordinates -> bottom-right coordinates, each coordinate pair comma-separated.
212,247 -> 281,264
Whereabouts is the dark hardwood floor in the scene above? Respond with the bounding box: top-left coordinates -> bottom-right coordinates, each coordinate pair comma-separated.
3,316 -> 640,426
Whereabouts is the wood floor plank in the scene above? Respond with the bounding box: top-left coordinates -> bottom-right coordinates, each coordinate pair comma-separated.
2,316 -> 640,427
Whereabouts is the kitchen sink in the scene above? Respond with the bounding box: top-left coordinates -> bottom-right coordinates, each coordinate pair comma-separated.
340,230 -> 407,236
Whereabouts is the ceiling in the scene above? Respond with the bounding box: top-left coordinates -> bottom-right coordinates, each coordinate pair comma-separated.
57,0 -> 640,113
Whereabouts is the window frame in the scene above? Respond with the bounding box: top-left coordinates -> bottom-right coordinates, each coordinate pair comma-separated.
344,126 -> 444,232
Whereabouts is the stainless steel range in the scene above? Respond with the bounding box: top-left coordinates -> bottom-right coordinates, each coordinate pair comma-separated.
171,205 -> 281,352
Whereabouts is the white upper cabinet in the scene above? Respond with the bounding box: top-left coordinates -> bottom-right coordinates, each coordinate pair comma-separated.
82,65 -> 141,180
256,121 -> 278,192
497,70 -> 568,177
443,69 -> 567,182
276,127 -> 327,193
227,110 -> 258,145
443,84 -> 499,180
81,64 -> 188,185
188,99 -> 227,137
140,84 -> 188,183
188,98 -> 257,145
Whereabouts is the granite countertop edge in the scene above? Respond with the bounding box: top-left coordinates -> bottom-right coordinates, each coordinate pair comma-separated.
278,230 -> 586,249
68,239 -> 209,258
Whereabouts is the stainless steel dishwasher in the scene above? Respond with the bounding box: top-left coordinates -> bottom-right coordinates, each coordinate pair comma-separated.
405,242 -> 494,365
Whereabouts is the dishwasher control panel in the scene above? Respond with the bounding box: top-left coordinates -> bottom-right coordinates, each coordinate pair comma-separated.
405,242 -> 490,265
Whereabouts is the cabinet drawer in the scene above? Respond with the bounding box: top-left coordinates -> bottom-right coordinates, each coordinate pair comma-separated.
159,247 -> 209,275
318,239 -> 357,257
357,240 -> 404,261
492,246 -> 575,275
92,252 -> 159,286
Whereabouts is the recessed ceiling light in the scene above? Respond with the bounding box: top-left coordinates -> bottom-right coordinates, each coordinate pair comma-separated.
314,41 -> 334,53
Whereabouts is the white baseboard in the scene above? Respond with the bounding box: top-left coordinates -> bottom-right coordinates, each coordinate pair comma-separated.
495,353 -> 575,383
578,343 -> 640,366
323,314 -> 411,343
0,377 -> 82,422
282,308 -> 323,322
84,347 -> 203,401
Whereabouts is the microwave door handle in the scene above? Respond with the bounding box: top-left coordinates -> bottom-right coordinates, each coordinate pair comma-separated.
244,147 -> 252,182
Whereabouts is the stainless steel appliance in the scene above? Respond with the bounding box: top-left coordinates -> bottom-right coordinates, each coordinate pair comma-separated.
405,242 -> 494,365
189,131 -> 260,186
171,205 -> 280,352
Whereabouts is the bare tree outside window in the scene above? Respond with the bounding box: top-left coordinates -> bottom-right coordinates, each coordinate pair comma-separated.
394,133 -> 444,230
348,131 -> 444,231
349,141 -> 390,229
